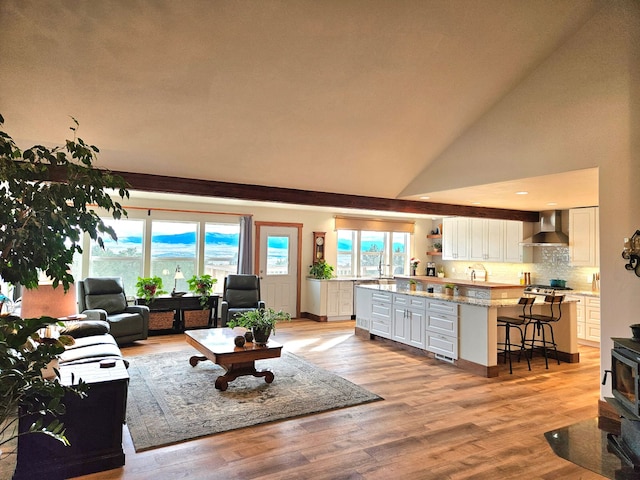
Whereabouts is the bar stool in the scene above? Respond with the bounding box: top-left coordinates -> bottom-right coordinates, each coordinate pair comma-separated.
497,297 -> 535,374
522,295 -> 564,369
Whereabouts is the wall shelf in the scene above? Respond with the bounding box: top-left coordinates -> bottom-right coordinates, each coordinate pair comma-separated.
427,234 -> 442,239
427,251 -> 442,256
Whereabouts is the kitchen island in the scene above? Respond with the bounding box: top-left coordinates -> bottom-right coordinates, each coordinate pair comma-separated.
355,284 -> 578,377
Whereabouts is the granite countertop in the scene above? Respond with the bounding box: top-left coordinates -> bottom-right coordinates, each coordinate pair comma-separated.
394,275 -> 524,289
356,283 -> 579,308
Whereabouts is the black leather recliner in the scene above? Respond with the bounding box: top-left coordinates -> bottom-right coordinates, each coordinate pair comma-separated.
220,274 -> 265,327
77,277 -> 149,344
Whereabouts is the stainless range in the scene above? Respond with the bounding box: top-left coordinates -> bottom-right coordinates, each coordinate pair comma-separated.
524,284 -> 573,296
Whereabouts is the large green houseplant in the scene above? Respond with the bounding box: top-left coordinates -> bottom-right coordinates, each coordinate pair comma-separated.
226,307 -> 291,345
309,260 -> 334,279
0,113 -> 129,459
186,274 -> 217,308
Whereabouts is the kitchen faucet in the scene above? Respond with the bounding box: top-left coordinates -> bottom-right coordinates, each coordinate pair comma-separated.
471,270 -> 476,282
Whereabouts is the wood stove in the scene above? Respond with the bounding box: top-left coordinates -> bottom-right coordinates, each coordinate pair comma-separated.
605,338 -> 640,469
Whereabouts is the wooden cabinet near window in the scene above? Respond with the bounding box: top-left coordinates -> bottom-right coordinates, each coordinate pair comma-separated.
569,207 -> 599,267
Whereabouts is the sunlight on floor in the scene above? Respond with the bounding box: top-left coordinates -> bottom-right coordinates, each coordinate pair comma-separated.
284,333 -> 354,353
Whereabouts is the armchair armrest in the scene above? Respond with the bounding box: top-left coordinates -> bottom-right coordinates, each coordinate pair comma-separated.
82,308 -> 108,321
258,300 -> 266,309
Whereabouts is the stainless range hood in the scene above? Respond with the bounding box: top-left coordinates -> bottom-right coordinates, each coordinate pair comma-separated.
520,210 -> 569,246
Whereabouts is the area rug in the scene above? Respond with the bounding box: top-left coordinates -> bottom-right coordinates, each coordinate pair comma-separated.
125,349 -> 383,451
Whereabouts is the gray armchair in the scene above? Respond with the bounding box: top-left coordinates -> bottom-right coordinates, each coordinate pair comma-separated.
77,277 -> 149,344
220,274 -> 265,327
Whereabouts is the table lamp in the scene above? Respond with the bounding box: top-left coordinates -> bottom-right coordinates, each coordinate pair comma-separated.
172,266 -> 185,296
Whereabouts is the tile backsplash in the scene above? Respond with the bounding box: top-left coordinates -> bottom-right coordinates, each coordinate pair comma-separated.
439,246 -> 599,292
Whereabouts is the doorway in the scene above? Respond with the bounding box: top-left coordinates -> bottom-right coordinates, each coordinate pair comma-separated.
254,222 -> 302,318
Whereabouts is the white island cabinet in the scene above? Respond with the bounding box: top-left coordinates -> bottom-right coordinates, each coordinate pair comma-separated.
355,284 -> 579,378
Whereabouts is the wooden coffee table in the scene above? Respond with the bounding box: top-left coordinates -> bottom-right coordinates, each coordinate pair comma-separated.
185,328 -> 282,391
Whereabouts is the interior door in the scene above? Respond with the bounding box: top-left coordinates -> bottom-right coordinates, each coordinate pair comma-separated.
258,226 -> 299,317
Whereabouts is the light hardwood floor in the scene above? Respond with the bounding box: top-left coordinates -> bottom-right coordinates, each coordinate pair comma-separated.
76,319 -> 605,480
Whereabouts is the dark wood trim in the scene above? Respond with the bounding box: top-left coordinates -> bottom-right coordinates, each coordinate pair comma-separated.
110,170 -> 539,222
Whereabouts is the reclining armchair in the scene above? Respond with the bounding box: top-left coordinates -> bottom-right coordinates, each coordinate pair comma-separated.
77,277 -> 149,344
220,274 -> 265,327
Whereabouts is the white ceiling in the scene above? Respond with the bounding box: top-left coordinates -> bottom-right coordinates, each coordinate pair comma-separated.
0,1 -> 603,212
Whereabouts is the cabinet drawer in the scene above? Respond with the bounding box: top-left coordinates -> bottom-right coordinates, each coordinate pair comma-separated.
428,301 -> 457,316
586,297 -> 600,309
426,313 -> 458,336
370,315 -> 392,338
372,291 -> 392,303
425,332 -> 458,359
394,294 -> 426,309
585,321 -> 600,342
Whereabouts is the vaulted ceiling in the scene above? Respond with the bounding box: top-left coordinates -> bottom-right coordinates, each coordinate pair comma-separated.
0,0 -> 603,211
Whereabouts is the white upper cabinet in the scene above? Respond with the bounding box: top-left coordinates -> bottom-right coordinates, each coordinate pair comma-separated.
503,220 -> 532,263
444,217 -> 530,263
569,207 -> 599,267
442,217 -> 469,260
469,218 -> 504,262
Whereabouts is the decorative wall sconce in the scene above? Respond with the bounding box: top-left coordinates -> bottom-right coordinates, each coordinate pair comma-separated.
622,230 -> 640,277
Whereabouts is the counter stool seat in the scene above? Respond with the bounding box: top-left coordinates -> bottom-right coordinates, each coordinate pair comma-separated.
521,295 -> 563,369
497,297 -> 535,374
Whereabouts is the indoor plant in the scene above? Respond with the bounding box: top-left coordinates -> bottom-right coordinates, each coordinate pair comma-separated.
0,113 -> 129,462
135,276 -> 167,304
410,257 -> 421,275
309,260 -> 334,280
433,242 -> 442,252
227,307 -> 291,345
187,274 -> 217,308
444,283 -> 455,295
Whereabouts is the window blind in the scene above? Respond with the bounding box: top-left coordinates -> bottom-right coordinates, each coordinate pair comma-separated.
334,216 -> 414,233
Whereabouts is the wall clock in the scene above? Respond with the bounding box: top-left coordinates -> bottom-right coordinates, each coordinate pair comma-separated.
313,231 -> 325,263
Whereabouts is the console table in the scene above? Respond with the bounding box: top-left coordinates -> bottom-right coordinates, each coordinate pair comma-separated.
136,294 -> 220,330
14,360 -> 129,479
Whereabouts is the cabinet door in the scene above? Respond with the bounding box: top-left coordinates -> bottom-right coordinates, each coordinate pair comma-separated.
566,295 -> 585,340
326,282 -> 340,317
468,218 -> 486,261
504,220 -> 532,263
585,297 -> 600,342
570,208 -> 598,266
392,306 -> 409,344
407,308 -> 426,348
442,217 -> 469,260
338,281 -> 354,316
370,293 -> 392,339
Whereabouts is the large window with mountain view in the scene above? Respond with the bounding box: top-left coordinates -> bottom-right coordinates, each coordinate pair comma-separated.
89,219 -> 145,295
336,230 -> 410,278
203,223 -> 240,285
151,221 -> 198,292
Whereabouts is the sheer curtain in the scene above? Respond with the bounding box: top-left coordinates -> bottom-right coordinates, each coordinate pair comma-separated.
237,215 -> 253,274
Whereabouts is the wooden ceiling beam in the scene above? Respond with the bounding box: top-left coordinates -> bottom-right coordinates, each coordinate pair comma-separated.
115,171 -> 540,223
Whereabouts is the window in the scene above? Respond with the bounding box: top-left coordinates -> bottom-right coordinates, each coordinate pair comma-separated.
266,235 -> 289,276
337,230 -> 356,276
89,219 -> 144,294
336,229 -> 411,278
204,223 -> 240,289
151,221 -> 198,293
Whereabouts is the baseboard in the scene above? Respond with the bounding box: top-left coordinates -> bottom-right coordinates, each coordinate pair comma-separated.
300,312 -> 327,322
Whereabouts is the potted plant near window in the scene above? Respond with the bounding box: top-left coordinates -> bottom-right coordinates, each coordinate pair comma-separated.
227,307 -> 291,345
0,114 -> 129,471
135,276 -> 167,304
309,260 -> 334,280
186,274 -> 217,308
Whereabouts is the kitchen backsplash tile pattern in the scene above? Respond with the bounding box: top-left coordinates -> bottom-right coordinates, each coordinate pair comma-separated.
439,246 -> 599,292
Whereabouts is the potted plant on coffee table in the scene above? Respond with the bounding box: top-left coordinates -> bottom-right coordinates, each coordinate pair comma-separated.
227,307 -> 291,345
186,274 -> 217,308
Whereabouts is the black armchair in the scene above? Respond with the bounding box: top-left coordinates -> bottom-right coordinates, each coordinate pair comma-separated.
220,274 -> 265,327
77,277 -> 149,344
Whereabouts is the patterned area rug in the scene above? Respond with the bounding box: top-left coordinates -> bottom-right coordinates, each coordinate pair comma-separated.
125,349 -> 382,451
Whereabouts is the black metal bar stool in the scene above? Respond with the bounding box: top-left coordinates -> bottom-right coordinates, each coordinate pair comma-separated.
522,295 -> 564,369
497,297 -> 535,374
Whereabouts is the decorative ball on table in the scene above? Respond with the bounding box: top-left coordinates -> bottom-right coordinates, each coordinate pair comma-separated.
234,335 -> 246,347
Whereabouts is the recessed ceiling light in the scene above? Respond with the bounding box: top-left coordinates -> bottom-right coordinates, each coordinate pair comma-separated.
472,202 -> 481,205
547,202 -> 558,206
420,196 -> 430,200
515,191 -> 528,195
